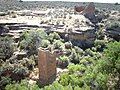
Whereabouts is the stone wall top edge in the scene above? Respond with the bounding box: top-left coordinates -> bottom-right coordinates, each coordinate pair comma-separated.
38,47 -> 55,55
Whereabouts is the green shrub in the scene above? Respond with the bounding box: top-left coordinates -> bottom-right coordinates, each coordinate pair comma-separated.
19,30 -> 47,55
5,79 -> 39,90
58,55 -> 69,62
13,66 -> 29,76
0,62 -> 14,76
95,72 -> 108,89
53,40 -> 64,50
80,56 -> 96,66
41,40 -> 50,48
85,49 -> 95,56
0,61 -> 29,81
68,64 -> 86,74
48,32 -> 61,42
57,55 -> 69,69
0,36 -> 14,60
94,40 -> 107,51
96,28 -> 105,40
59,73 -> 84,87
82,72 -> 96,86
5,80 -> 83,90
69,48 -> 81,64
104,41 -> 120,73
0,77 -> 12,90
19,57 -> 35,70
92,41 -> 120,89
74,46 -> 84,55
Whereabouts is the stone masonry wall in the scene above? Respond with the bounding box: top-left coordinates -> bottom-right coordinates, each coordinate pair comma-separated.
38,48 -> 56,86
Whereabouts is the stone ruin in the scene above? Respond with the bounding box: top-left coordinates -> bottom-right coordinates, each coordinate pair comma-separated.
38,48 -> 57,86
75,2 -> 97,23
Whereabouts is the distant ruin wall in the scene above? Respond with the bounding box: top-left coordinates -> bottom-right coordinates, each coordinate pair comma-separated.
74,2 -> 97,23
74,6 -> 85,12
75,2 -> 95,14
38,48 -> 56,86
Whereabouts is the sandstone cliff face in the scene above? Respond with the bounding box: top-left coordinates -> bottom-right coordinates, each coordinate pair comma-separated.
0,26 -> 9,35
106,27 -> 120,41
69,29 -> 96,48
105,12 -> 120,41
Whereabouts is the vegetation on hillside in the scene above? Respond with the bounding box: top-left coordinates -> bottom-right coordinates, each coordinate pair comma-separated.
0,27 -> 120,89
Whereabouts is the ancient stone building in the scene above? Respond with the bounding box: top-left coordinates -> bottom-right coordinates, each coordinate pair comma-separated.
74,6 -> 85,12
83,2 -> 97,23
38,48 -> 56,86
82,2 -> 95,15
74,2 -> 95,14
74,2 -> 97,23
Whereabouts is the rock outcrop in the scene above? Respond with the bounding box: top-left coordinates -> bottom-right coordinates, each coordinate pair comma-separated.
69,28 -> 96,48
106,27 -> 120,41
0,26 -> 9,35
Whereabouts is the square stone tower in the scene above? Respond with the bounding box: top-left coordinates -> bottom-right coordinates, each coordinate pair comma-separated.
38,48 -> 56,86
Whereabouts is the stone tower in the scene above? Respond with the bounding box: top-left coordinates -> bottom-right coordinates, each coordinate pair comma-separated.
38,48 -> 56,86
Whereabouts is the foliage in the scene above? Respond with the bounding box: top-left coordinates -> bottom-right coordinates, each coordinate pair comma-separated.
94,41 -> 120,89
94,40 -> 107,51
53,40 -> 64,50
19,57 -> 35,70
80,56 -> 96,66
5,79 -> 39,90
48,32 -> 61,43
96,27 -> 105,40
58,42 -> 120,89
5,80 -> 90,90
59,73 -> 84,87
57,55 -> 69,69
19,30 -> 47,55
85,49 -> 95,57
0,77 -> 12,90
0,61 -> 14,76
95,72 -> 108,89
41,40 -> 50,48
58,55 -> 69,62
13,65 -> 29,76
0,61 -> 29,82
0,36 -> 14,60
69,48 -> 81,64
106,21 -> 120,29
74,46 -> 84,55
103,41 -> 120,74
68,64 -> 86,74
1,20 -> 120,90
